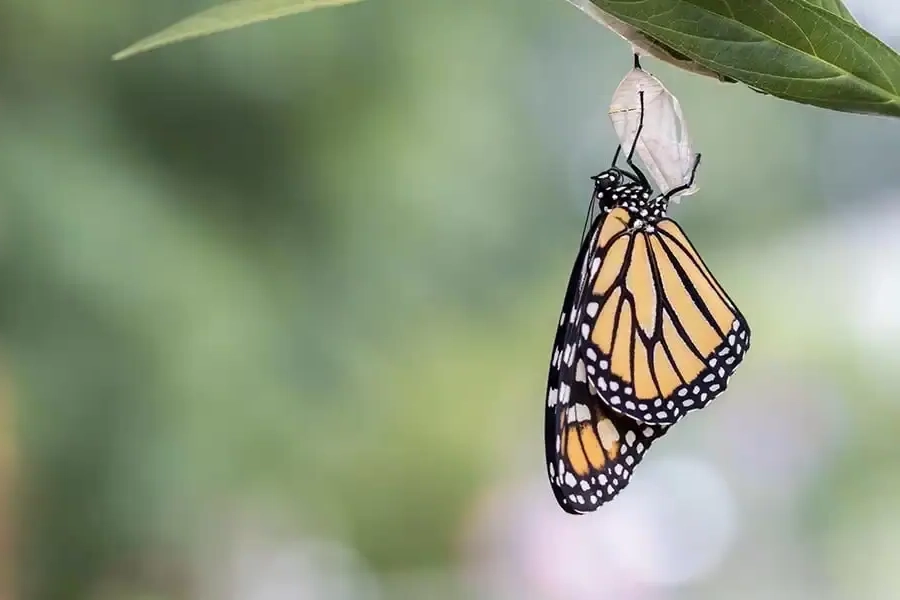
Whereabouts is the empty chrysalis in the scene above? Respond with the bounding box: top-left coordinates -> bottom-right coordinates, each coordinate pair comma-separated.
609,56 -> 698,200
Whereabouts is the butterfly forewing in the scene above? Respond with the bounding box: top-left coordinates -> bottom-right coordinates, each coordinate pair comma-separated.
574,206 -> 751,426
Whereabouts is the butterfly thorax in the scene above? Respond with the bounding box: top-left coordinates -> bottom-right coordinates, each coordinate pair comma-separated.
597,183 -> 668,231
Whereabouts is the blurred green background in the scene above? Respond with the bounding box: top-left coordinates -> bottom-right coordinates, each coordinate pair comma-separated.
2,0 -> 900,598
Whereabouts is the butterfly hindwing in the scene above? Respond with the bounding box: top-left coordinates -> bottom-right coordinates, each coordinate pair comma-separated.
549,355 -> 669,513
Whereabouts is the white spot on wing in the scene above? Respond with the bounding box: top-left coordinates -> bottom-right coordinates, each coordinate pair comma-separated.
577,403 -> 592,421
575,360 -> 587,383
567,403 -> 591,422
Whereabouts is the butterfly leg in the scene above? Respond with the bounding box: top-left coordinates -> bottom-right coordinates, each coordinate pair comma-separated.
661,153 -> 702,201
610,144 -> 622,169
607,146 -> 643,186
624,91 -> 651,189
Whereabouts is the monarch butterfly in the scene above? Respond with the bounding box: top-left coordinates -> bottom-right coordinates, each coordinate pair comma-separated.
545,93 -> 750,512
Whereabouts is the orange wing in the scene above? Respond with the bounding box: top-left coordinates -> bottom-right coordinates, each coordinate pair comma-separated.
576,209 -> 750,425
547,356 -> 669,513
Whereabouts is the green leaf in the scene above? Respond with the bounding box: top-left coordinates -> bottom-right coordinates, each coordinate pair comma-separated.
588,0 -> 900,118
564,0 -> 730,80
806,0 -> 857,23
568,0 -> 856,82
113,0 -> 364,61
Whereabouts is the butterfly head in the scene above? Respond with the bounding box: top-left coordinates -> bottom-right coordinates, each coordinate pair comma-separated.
590,168 -> 622,191
590,168 -> 627,209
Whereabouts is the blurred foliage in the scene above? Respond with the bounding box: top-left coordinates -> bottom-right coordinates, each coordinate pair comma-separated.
0,366 -> 14,600
0,0 -> 899,599
113,0 -> 365,61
